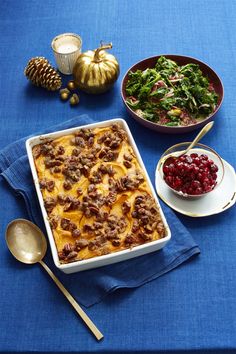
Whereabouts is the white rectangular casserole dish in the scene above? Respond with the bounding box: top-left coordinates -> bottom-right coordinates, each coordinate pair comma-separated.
26,118 -> 171,273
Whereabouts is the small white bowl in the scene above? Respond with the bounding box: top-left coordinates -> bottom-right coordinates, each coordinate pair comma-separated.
157,142 -> 225,199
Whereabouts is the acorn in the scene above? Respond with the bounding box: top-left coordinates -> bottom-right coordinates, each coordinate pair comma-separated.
60,88 -> 70,101
67,80 -> 77,91
70,93 -> 80,106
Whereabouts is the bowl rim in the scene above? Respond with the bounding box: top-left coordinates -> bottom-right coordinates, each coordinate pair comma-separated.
157,142 -> 225,198
121,54 -> 224,131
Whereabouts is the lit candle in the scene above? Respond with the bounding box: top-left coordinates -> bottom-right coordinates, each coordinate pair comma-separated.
51,33 -> 82,75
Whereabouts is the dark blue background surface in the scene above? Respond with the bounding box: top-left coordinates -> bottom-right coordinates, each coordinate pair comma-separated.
0,0 -> 235,352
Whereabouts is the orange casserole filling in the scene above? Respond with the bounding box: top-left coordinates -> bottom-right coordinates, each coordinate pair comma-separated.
32,123 -> 166,263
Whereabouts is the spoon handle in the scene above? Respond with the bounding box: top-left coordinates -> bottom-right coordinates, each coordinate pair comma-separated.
184,121 -> 214,154
39,260 -> 104,341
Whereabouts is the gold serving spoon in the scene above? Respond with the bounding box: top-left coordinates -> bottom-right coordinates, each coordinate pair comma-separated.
5,219 -> 104,341
159,121 -> 214,166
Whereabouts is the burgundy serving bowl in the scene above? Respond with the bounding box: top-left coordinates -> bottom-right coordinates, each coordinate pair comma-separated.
121,55 -> 224,134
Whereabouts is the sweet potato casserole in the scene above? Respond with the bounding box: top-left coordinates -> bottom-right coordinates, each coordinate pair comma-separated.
32,123 -> 166,263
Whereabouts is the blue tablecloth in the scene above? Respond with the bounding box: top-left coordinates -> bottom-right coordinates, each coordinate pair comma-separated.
0,0 -> 235,353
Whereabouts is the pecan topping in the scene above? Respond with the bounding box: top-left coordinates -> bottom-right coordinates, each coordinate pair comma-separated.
144,224 -> 153,234
118,217 -> 127,233
46,180 -> 55,192
89,171 -> 102,184
66,251 -> 78,260
41,142 -> 55,157
98,148 -> 107,158
103,150 -> 119,162
112,239 -> 121,247
105,192 -> 117,205
83,224 -> 94,233
122,201 -> 131,214
88,235 -> 106,250
33,145 -> 41,159
124,153 -> 133,161
135,195 -> 144,205
107,214 -> 118,229
156,222 -> 165,236
123,160 -> 132,169
44,197 -> 57,213
93,222 -> 103,230
89,203 -> 99,215
45,157 -> 62,168
60,218 -> 77,232
63,180 -> 72,190
71,136 -> 85,147
88,184 -> 96,193
76,187 -> 83,196
72,148 -> 80,156
51,166 -> 61,173
88,136 -> 94,147
75,128 -> 94,140
88,241 -> 96,251
131,219 -> 139,233
81,165 -> 90,177
139,230 -> 152,242
98,164 -> 107,174
107,165 -> 115,176
40,178 -> 55,192
88,190 -> 98,199
57,194 -> 70,205
63,243 -> 74,254
140,215 -> 149,225
96,211 -> 109,222
49,215 -> 59,229
63,198 -> 80,212
57,145 -> 65,155
124,234 -> 135,246
60,218 -> 71,230
110,140 -> 120,149
106,229 -> 118,240
72,229 -> 81,238
62,165 -> 81,182
58,251 -> 66,260
75,239 -> 89,251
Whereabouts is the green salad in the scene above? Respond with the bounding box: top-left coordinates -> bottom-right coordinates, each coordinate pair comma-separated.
125,56 -> 218,127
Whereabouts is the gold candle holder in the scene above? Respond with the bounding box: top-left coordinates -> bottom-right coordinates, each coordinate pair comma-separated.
51,33 -> 82,75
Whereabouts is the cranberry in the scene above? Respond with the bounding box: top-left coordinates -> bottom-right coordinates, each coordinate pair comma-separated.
173,176 -> 182,189
168,163 -> 175,174
193,157 -> 201,165
195,187 -> 203,194
211,164 -> 218,173
190,153 -> 198,158
179,156 -> 186,162
163,165 -> 169,174
191,180 -> 201,189
192,166 -> 199,174
211,172 -> 217,180
200,154 -> 208,161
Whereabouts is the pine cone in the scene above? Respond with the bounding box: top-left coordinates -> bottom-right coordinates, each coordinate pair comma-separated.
24,57 -> 62,91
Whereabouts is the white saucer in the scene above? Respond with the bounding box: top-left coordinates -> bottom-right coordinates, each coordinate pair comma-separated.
155,158 -> 236,217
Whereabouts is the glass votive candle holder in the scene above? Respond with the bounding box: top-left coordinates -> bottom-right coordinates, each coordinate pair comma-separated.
51,33 -> 82,75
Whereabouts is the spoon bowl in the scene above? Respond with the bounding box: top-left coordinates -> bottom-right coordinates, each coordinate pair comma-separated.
5,219 -> 103,340
6,219 -> 47,264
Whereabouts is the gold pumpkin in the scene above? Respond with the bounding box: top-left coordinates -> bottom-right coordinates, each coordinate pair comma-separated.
73,43 -> 120,94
